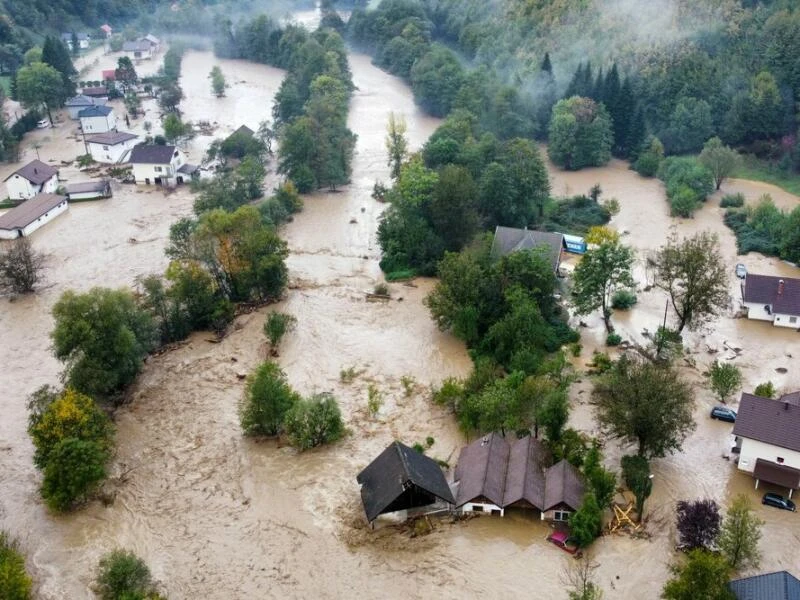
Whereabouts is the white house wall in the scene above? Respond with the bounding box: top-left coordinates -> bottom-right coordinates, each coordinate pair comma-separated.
81,113 -> 117,134
0,199 -> 69,239
738,437 -> 800,474
5,174 -> 57,201
744,302 -> 774,322
87,139 -> 137,164
773,313 -> 799,329
460,502 -> 504,516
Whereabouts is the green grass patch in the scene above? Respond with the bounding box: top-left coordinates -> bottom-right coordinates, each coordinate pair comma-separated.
385,269 -> 416,281
733,155 -> 800,196
0,76 -> 10,95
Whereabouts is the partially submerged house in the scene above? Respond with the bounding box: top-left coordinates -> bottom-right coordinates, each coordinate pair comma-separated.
85,131 -> 138,164
733,392 -> 800,497
0,193 -> 68,239
142,34 -> 161,53
742,274 -> 800,329
3,160 -> 59,201
729,571 -> 800,600
130,145 -> 191,186
64,180 -> 112,201
79,105 -> 117,134
100,24 -> 113,38
491,226 -> 565,274
61,32 -> 90,50
123,40 -> 153,60
453,432 -> 585,521
357,441 -> 454,524
65,95 -> 96,120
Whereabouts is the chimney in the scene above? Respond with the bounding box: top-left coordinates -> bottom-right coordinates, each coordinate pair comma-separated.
785,401 -> 790,411
33,168 -> 37,174
778,279 -> 785,296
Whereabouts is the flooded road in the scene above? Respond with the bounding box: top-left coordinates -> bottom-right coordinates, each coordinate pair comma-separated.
2,34 -> 800,600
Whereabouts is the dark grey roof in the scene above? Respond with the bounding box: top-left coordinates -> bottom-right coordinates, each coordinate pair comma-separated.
733,393 -> 800,453
356,441 -> 454,522
143,34 -> 160,44
65,180 -> 109,194
78,105 -> 113,118
123,40 -> 152,52
177,163 -> 198,174
85,131 -> 137,145
0,194 -> 67,230
491,226 -> 564,272
229,125 -> 255,139
4,160 -> 58,184
743,274 -> 800,317
129,145 -> 177,165
65,95 -> 95,107
454,433 -> 585,511
81,87 -> 109,97
730,571 -> 800,600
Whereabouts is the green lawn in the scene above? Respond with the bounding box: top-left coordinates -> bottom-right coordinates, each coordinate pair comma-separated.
733,155 -> 800,196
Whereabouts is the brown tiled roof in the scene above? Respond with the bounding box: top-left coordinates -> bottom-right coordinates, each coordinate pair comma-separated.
3,160 -> 58,185
491,226 -> 564,272
85,131 -> 137,145
753,459 -> 800,490
455,433 -> 585,511
544,460 -> 586,511
454,432 -> 509,507
733,393 -> 800,452
743,274 -> 800,317
0,194 -> 66,230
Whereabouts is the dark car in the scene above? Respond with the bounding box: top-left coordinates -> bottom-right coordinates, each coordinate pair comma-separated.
710,406 -> 737,423
762,493 -> 796,511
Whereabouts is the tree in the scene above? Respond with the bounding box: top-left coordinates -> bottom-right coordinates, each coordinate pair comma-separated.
124,91 -> 142,117
158,82 -> 184,113
210,65 -> 226,97
410,44 -> 465,117
263,312 -> 297,354
548,96 -> 613,170
239,362 -> 300,437
662,550 -> 735,600
621,454 -> 652,519
661,97 -> 714,155
655,232 -> 729,333
0,530 -> 32,600
699,137 -> 740,190
15,62 -> 64,125
96,550 -> 159,600
719,494 -> 763,572
563,553 -> 604,600
115,56 -> 138,93
593,357 -> 695,458
0,238 -> 46,294
676,499 -> 722,551
753,381 -> 776,398
41,36 -> 76,98
162,113 -> 191,144
709,361 -> 743,404
284,393 -> 345,450
572,239 -> 635,333
51,288 -> 158,401
385,112 -> 408,180
428,164 -> 479,251
569,492 -> 603,548
583,441 -> 616,508
634,136 -> 664,177
40,438 -> 108,511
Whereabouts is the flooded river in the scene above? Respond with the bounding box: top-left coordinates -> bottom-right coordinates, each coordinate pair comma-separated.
2,30 -> 800,600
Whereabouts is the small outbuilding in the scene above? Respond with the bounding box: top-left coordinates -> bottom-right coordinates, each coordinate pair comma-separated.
4,160 -> 59,201
64,180 -> 112,201
85,131 -> 138,164
0,193 -> 68,239
79,105 -> 117,134
729,570 -> 800,600
100,24 -> 113,38
357,441 -> 455,524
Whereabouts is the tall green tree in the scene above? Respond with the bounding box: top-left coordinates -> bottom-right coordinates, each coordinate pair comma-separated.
385,112 -> 408,180
15,62 -> 64,125
571,239 -> 635,333
548,96 -> 613,170
569,492 -> 603,548
719,494 -> 763,572
0,530 -> 33,599
593,356 -> 695,458
699,137 -> 740,190
41,36 -> 76,98
410,44 -> 464,117
427,164 -> 479,251
662,550 -> 734,600
709,360 -> 743,404
654,232 -> 729,333
209,65 -> 226,97
240,362 -> 300,437
621,454 -> 652,519
115,56 -> 138,93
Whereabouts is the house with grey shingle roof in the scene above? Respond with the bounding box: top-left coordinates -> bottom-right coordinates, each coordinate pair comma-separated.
3,160 -> 59,200
79,105 -> 117,134
130,145 -> 191,187
733,392 -> 800,497
491,226 -> 565,273
0,193 -> 68,239
729,571 -> 800,600
742,274 -> 800,329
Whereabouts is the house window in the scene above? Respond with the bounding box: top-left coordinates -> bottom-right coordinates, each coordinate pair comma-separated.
472,505 -> 483,512
791,317 -> 798,324
777,457 -> 785,464
553,510 -> 571,521
103,145 -> 109,150
154,166 -> 162,173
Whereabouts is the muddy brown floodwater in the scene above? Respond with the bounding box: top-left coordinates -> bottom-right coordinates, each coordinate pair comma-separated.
2,33 -> 800,600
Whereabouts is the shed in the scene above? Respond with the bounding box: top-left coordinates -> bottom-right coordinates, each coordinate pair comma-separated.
356,441 -> 454,523
562,234 -> 587,254
0,193 -> 68,239
729,571 -> 800,600
64,180 -> 111,201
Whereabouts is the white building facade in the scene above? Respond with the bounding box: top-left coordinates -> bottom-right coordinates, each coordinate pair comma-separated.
85,132 -> 138,164
3,160 -> 59,201
130,145 -> 186,186
0,194 -> 69,239
79,106 -> 117,134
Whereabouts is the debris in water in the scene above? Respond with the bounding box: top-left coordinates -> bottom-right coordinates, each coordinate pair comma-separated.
349,217 -> 357,224
776,367 -> 788,374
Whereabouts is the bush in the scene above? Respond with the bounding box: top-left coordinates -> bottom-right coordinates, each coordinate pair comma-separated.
0,531 -> 32,599
588,351 -> 613,374
285,393 -> 345,450
611,289 -> 637,310
263,312 -> 297,351
753,381 -> 776,398
95,549 -> 157,600
568,492 -> 603,547
720,193 -> 745,208
239,362 -> 300,437
41,438 -> 108,511
569,342 -> 582,357
76,153 -> 95,167
373,282 -> 390,296
709,360 -> 742,403
606,332 -> 622,346
367,383 -> 383,417
659,157 -> 714,217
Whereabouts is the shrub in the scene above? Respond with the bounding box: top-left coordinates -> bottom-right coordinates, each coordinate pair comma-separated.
611,289 -> 637,310
401,375 -> 415,396
753,381 -> 776,398
263,312 -> 297,352
412,442 -> 425,453
367,383 -> 383,417
606,332 -> 622,346
569,342 -> 582,357
588,351 -> 613,374
340,366 -> 359,383
95,549 -> 157,600
720,193 -> 745,208
709,360 -> 743,403
285,393 -> 345,450
239,362 -> 300,437
373,282 -> 390,296
41,438 -> 108,511
425,436 -> 435,447
432,377 -> 466,411
568,492 -> 603,547
76,153 -> 95,167
385,269 -> 416,281
0,531 -> 32,599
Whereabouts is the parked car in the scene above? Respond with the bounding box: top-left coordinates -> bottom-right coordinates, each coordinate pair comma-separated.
735,263 -> 747,279
547,530 -> 581,555
36,118 -> 51,129
710,406 -> 737,423
762,493 -> 796,511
